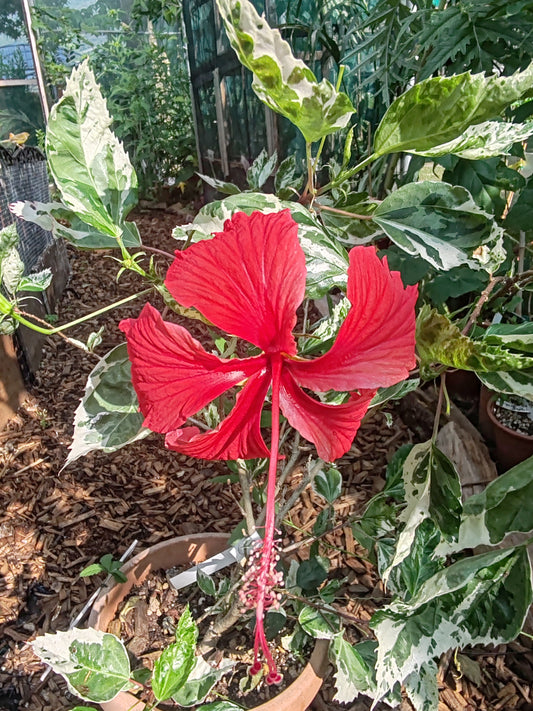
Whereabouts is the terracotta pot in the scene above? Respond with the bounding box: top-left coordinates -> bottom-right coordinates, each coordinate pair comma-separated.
445,369 -> 481,401
486,396 -> 533,471
88,533 -> 329,711
478,385 -> 495,442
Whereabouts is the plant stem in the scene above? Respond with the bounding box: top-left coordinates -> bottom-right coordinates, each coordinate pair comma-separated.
315,203 -> 375,220
432,374 -> 446,442
317,153 -> 377,195
461,276 -> 502,336
276,458 -> 324,525
237,461 -> 257,536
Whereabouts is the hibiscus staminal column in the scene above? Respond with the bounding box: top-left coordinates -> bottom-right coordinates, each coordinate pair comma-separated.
239,354 -> 284,685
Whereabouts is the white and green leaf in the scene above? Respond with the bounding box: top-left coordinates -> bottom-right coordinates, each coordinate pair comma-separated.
374,63 -> 533,158
477,369 -> 533,401
152,606 -> 198,701
172,656 -> 234,707
66,343 -> 150,466
46,60 -> 138,240
403,660 -> 439,711
215,0 -> 354,143
32,628 -> 133,703
330,635 -> 376,703
373,182 -> 504,273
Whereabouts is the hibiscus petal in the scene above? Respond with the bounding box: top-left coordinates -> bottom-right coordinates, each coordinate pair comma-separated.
119,303 -> 265,433
287,246 -> 418,391
165,210 -> 306,355
279,369 -> 375,462
165,370 -> 271,460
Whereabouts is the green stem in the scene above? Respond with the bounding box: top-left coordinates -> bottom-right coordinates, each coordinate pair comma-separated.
5,288 -> 152,336
317,153 -> 378,195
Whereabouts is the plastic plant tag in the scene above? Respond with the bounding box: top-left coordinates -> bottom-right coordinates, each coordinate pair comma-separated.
168,532 -> 260,591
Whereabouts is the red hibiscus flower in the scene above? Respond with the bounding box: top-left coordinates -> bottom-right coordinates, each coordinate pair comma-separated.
120,209 -> 418,683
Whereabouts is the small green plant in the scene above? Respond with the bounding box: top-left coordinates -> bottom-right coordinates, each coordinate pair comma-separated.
80,554 -> 128,584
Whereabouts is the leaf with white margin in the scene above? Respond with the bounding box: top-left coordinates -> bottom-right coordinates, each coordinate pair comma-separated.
403,660 -> 439,711
215,0 -> 354,143
10,200 -> 141,249
32,628 -> 132,702
374,63 -> 533,158
436,455 -> 533,557
173,192 -> 349,299
382,441 -> 462,586
477,369 -> 533,401
46,60 -> 138,238
330,635 -> 376,703
371,546 -> 532,700
412,119 -> 533,160
483,322 -> 533,355
172,656 -> 234,707
66,343 -> 149,466
373,182 -> 504,273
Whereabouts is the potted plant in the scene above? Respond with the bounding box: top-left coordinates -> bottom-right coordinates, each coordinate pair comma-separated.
3,1 -> 533,708
486,393 -> 533,470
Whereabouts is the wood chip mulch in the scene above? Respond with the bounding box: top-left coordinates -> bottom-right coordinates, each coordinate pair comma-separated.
1,207 -> 532,711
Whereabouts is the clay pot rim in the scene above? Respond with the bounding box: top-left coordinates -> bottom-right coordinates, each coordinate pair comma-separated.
88,532 -> 329,711
487,395 -> 533,442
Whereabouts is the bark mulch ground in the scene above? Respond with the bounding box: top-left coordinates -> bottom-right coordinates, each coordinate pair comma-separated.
1,208 -> 533,711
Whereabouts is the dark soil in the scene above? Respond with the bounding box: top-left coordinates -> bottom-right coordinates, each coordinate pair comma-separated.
1,207 -> 533,711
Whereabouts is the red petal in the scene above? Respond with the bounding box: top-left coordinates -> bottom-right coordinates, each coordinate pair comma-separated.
165,210 -> 306,354
279,369 -> 375,462
288,246 -> 418,391
165,370 -> 271,460
119,303 -> 265,433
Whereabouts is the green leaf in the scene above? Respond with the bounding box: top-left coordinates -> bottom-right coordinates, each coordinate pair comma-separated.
373,182 -> 503,272
79,563 -> 104,578
483,323 -> 533,354
437,455 -> 533,555
46,60 -> 138,240
197,173 -> 241,195
274,155 -> 302,199
0,223 -> 23,294
386,519 -> 443,599
66,344 -> 150,466
199,702 -> 244,711
477,369 -> 533,401
17,269 -> 53,293
313,467 -> 342,504
410,120 -> 533,160
246,149 -> 277,190
11,200 -> 141,250
330,634 -> 375,702
215,0 -> 354,143
416,306 -> 533,374
32,629 -> 132,703
506,174 -> 533,231
383,442 -> 462,584
172,656 -> 233,707
374,63 -> 533,158
298,605 -> 341,639
372,546 -> 532,700
152,606 -> 197,701
299,298 -> 349,356
370,379 -> 420,408
296,556 -> 329,593
197,570 -> 217,597
403,661 -> 439,711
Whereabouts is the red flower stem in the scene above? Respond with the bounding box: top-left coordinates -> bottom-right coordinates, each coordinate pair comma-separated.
253,354 -> 282,679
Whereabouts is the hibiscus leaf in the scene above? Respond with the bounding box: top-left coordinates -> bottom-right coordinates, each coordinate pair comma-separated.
247,149 -> 277,190
215,0 -> 354,143
10,200 -> 142,250
330,635 -> 376,703
372,546 -> 532,701
382,441 -> 462,585
416,306 -> 533,375
373,182 -> 503,272
32,629 -> 132,703
172,656 -> 234,706
411,120 -> 533,160
436,455 -> 533,556
66,344 -> 149,466
374,63 -> 533,158
403,661 -> 439,711
152,606 -> 197,701
196,173 -> 241,195
482,322 -> 533,354
477,369 -> 533,401
0,223 -> 24,294
313,466 -> 342,504
46,60 -> 138,241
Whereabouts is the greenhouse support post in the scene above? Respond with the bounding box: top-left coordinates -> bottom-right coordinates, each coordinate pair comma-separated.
21,0 -> 50,122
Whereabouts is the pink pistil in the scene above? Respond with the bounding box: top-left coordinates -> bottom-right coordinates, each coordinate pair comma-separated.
239,355 -> 284,685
